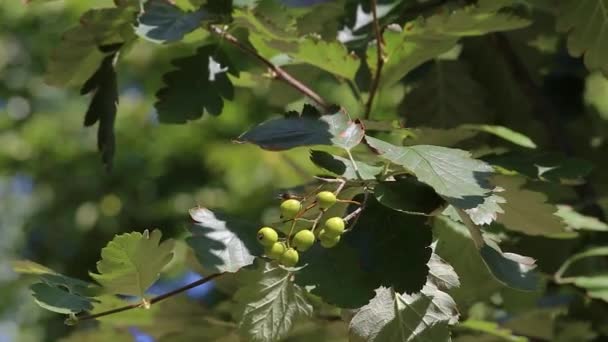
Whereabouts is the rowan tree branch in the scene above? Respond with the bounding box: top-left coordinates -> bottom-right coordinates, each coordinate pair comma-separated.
209,25 -> 331,112
74,272 -> 224,322
364,0 -> 385,120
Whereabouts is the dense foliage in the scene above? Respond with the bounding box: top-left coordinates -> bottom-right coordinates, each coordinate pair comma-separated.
2,0 -> 608,341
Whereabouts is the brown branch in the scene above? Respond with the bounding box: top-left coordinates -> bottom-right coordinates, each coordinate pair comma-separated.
75,272 -> 224,322
210,26 -> 331,112
364,0 -> 385,120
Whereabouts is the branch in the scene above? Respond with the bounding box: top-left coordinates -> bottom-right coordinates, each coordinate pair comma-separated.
210,26 -> 331,112
364,0 -> 385,119
74,272 -> 224,322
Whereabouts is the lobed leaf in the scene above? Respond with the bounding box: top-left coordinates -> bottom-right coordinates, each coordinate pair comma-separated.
90,229 -> 175,297
365,136 -> 502,224
492,175 -> 567,236
155,44 -> 237,123
349,253 -> 460,342
187,207 -> 263,273
136,0 -> 210,44
369,1 -> 530,88
235,260 -> 313,342
556,0 -> 608,75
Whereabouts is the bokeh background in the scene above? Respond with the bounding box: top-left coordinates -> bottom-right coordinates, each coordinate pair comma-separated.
3,0 -> 608,341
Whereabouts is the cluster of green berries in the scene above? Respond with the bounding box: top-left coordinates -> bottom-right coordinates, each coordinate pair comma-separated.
256,191 -> 347,267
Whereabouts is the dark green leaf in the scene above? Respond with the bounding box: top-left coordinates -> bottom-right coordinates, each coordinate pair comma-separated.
556,0 -> 608,75
136,0 -> 210,44
30,282 -> 96,315
555,247 -> 608,302
235,260 -> 313,342
155,44 -> 237,123
309,150 -> 382,180
81,49 -> 120,169
295,240 -> 378,309
238,111 -> 364,151
187,207 -> 263,273
401,60 -> 492,128
348,196 -> 433,293
374,177 -> 445,215
479,238 -> 539,292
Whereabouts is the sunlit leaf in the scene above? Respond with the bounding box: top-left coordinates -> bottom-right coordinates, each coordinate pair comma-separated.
365,136 -> 502,224
90,229 -> 175,297
187,207 -> 263,273
235,260 -> 313,342
349,253 -> 460,342
556,0 -> 608,75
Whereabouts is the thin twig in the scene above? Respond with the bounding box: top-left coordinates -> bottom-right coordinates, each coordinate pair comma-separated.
210,26 -> 331,112
364,0 -> 385,120
346,149 -> 363,180
76,273 -> 224,322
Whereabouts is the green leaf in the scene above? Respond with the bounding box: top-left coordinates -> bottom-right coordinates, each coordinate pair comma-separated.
45,7 -> 135,87
461,125 -> 537,149
555,205 -> 608,232
155,44 -> 237,123
309,150 -> 383,180
346,196 -> 433,294
486,152 -> 594,185
13,260 -> 102,297
136,0 -> 209,44
81,48 -> 120,169
18,260 -> 101,314
374,177 -> 445,216
555,247 -> 608,302
90,229 -> 175,297
30,282 -> 96,315
556,0 -> 608,75
290,38 -> 359,80
434,216 -> 503,306
479,238 -> 539,292
235,260 -> 313,342
349,253 -> 459,342
369,1 -> 530,88
492,175 -> 567,236
400,61 -> 492,128
187,207 -> 263,273
295,241 -> 377,308
365,136 -> 501,224
238,110 -> 365,151
458,319 -> 527,342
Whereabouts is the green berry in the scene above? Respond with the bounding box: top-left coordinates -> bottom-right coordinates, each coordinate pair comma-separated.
280,248 -> 299,267
316,191 -> 337,209
292,229 -> 315,251
280,199 -> 302,219
257,227 -> 278,247
319,233 -> 340,248
265,242 -> 286,260
323,217 -> 345,237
